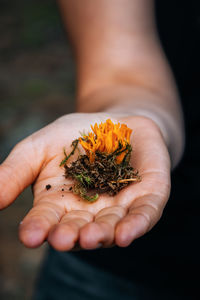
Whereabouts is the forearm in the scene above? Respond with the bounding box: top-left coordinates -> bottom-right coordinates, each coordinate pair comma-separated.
57,0 -> 185,167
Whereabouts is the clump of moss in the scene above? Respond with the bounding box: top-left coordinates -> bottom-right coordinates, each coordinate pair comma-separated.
60,119 -> 141,202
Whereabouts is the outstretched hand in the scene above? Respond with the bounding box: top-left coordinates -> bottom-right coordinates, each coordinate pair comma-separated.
0,113 -> 171,251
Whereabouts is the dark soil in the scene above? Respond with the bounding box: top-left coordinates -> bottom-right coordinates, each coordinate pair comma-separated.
64,149 -> 140,202
45,184 -> 51,190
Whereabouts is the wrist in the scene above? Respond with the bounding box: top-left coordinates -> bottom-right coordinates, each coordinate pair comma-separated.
76,85 -> 185,169
105,103 -> 185,170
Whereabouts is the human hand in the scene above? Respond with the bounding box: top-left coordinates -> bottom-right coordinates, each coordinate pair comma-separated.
0,113 -> 170,250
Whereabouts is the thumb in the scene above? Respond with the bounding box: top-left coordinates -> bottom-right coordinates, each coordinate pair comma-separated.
0,137 -> 45,209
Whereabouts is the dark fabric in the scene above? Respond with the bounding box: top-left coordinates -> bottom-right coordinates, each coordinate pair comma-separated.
33,246 -> 185,300
33,1 -> 200,299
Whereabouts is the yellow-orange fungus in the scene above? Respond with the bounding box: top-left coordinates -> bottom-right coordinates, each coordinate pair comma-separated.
79,119 -> 132,164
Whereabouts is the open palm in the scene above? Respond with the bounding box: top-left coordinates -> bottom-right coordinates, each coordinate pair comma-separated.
0,113 -> 171,251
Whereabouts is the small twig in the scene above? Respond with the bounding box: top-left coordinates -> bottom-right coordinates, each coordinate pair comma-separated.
110,177 -> 141,184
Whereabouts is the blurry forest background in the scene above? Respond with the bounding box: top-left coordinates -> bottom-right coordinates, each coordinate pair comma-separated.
0,0 -> 75,299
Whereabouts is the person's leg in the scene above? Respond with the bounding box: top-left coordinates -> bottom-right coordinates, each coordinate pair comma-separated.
32,246 -> 141,300
33,246 -> 186,300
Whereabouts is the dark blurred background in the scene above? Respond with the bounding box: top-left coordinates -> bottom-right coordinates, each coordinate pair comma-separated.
0,0 -> 199,299
0,1 -> 75,299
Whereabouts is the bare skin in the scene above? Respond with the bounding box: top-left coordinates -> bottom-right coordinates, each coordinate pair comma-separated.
58,0 -> 184,166
0,113 -> 170,250
0,0 -> 183,251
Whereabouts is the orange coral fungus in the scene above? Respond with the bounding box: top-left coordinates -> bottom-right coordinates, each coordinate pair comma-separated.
61,119 -> 140,201
79,119 -> 132,164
